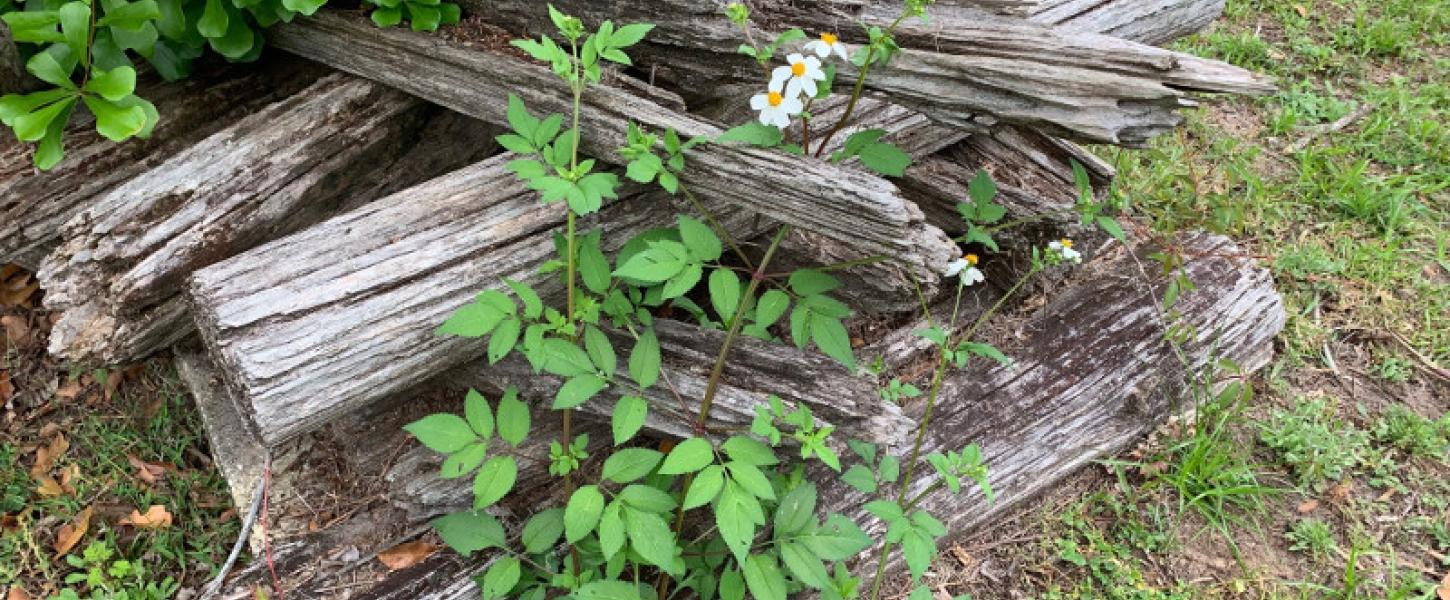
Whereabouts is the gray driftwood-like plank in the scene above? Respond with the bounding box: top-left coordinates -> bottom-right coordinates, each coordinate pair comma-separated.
268,12 -> 955,282
37,75 -> 499,366
0,59 -> 327,269
821,232 -> 1285,576
465,0 -> 1270,146
1030,0 -> 1226,46
205,232 -> 1282,599
189,154 -> 755,446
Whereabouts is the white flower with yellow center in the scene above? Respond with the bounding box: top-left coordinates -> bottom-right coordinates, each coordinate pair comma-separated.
750,83 -> 804,129
771,53 -> 827,99
803,32 -> 849,61
945,254 -> 985,287
1048,238 -> 1082,263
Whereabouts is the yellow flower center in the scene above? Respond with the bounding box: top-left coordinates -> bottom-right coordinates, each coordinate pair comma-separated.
821,33 -> 838,45
791,61 -> 807,77
1060,238 -> 1073,248
767,91 -> 784,107
965,254 -> 979,266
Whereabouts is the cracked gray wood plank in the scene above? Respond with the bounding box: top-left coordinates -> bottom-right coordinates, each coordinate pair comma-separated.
37,75 -> 499,366
465,0 -> 1271,145
268,12 -> 956,282
0,59 -> 328,269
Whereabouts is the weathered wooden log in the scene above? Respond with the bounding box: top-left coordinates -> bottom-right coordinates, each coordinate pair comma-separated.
37,80 -> 498,366
0,59 -> 327,269
188,155 -> 720,445
463,319 -> 911,447
466,0 -> 1271,146
1028,0 -> 1226,46
269,12 -> 956,283
203,231 -> 1284,599
821,232 -> 1285,578
33,76 -> 469,364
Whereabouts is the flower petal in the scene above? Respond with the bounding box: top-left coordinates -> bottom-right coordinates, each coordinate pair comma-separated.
785,52 -> 805,64
769,67 -> 791,91
834,44 -> 849,61
750,94 -> 769,110
785,78 -> 804,99
781,96 -> 804,114
804,56 -> 822,70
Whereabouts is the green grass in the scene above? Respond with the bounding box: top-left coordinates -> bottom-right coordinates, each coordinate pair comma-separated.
0,363 -> 238,598
962,0 -> 1450,597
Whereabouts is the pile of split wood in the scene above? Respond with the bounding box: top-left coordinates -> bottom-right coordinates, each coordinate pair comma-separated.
1,0 -> 1286,597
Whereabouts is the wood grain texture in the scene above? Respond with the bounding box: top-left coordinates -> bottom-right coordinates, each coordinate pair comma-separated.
37,78 -> 498,366
190,154 -> 766,446
203,232 -> 1283,599
269,12 -> 956,281
0,59 -> 328,269
465,0 -> 1270,145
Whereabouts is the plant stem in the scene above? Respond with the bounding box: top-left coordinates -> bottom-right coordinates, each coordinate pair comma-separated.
560,42 -> 586,579
813,13 -> 907,157
656,224 -> 793,600
696,225 -> 791,431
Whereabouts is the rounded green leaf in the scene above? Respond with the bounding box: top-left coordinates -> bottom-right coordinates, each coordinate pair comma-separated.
13,96 -> 76,142
464,389 -> 494,438
601,447 -> 662,484
83,96 -> 146,142
564,485 -> 605,543
431,510 -> 504,555
405,413 -> 477,453
583,325 -> 616,375
627,328 -> 660,389
439,441 -> 487,479
472,455 -> 517,509
682,464 -> 725,509
196,0 -> 228,38
611,395 -> 648,445
553,374 -> 606,410
495,387 -> 530,447
520,508 -> 564,554
658,436 -> 713,475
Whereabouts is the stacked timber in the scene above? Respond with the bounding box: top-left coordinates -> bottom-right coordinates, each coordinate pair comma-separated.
0,0 -> 1285,597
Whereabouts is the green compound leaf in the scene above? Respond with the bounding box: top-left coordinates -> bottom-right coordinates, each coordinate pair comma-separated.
611,395 -> 648,445
480,556 -> 520,600
83,66 -> 137,101
716,122 -> 782,147
627,328 -> 661,389
432,510 -> 505,555
683,464 -> 725,509
463,389 -> 494,438
495,387 -> 530,447
553,373 -> 607,410
520,507 -> 564,553
708,268 -> 741,323
659,437 -> 713,475
405,413 -> 478,454
677,215 -> 721,262
601,447 -> 663,484
564,484 -> 605,543
439,441 -> 487,479
472,455 -> 517,509
742,553 -> 787,600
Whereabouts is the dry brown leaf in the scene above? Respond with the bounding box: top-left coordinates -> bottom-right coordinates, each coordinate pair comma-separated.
1438,571 -> 1450,600
126,454 -> 169,485
54,506 -> 92,557
120,505 -> 173,530
29,433 -> 68,478
34,476 -> 65,498
1,315 -> 29,349
54,379 -> 82,401
8,586 -> 35,600
1296,499 -> 1319,514
1329,480 -> 1353,503
0,371 -> 12,403
377,541 -> 438,570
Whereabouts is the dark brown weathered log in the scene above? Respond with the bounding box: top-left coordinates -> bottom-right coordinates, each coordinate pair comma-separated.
0,21 -> 37,94
201,232 -> 1283,599
36,80 -> 498,366
465,0 -> 1270,146
269,12 -> 956,283
0,59 -> 327,269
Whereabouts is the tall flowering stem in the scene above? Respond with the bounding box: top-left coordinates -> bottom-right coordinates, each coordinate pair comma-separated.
812,13 -> 909,157
867,263 -> 1040,600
